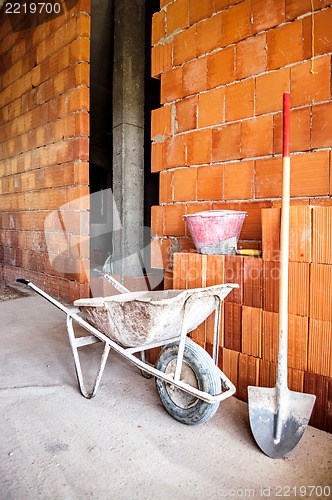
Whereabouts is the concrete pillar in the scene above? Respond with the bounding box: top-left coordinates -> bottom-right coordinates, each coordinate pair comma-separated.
112,0 -> 146,280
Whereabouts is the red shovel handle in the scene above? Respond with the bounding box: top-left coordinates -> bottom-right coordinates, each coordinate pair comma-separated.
283,93 -> 290,157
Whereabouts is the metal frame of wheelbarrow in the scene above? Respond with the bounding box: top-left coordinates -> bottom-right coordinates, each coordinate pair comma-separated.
16,278 -> 237,405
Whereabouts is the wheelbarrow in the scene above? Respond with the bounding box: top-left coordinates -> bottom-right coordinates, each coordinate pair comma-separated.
16,277 -> 238,425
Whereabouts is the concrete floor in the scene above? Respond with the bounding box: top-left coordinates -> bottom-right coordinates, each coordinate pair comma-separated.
1,293 -> 331,500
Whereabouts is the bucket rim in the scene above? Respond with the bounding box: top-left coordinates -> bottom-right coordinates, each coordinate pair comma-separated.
183,210 -> 247,219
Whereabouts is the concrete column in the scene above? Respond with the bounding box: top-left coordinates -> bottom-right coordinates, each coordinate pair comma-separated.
112,0 -> 145,279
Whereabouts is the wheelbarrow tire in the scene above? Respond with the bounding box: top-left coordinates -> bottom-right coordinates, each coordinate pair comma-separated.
155,338 -> 221,425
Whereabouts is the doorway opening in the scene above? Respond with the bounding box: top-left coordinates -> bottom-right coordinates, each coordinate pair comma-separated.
89,0 -> 161,291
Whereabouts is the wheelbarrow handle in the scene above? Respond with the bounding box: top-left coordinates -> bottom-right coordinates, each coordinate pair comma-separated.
16,278 -> 30,285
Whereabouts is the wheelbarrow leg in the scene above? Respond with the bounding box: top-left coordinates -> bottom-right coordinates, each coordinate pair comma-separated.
66,315 -> 111,399
212,296 -> 222,366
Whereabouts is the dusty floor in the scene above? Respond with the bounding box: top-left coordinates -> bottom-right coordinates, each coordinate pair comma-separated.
0,281 -> 28,301
0,291 -> 331,499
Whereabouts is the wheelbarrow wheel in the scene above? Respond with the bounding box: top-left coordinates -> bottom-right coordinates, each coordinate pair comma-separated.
155,338 -> 221,425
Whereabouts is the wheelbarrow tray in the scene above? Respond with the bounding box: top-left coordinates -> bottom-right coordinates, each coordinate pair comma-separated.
74,284 -> 235,348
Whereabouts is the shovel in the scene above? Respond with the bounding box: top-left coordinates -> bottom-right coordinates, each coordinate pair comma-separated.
247,93 -> 316,459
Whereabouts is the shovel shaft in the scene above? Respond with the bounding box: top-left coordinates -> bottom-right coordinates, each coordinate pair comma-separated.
277,157 -> 290,388
275,93 -> 291,442
277,93 -> 291,390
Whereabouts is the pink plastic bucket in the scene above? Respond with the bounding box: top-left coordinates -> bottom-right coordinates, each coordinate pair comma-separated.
184,210 -> 247,254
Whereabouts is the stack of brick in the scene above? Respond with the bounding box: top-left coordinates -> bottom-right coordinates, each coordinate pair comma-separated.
172,205 -> 332,433
0,0 -> 90,301
150,0 -> 332,287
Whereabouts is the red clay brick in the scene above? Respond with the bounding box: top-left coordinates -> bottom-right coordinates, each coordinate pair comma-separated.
256,68 -> 290,115
235,33 -> 267,80
289,206 -> 312,263
242,306 -> 262,357
288,261 -> 310,316
160,67 -> 183,104
77,11 -> 90,36
159,170 -> 173,203
287,315 -> 308,371
166,0 -> 189,35
225,79 -> 255,121
273,107 -> 311,155
74,162 -> 89,185
151,142 -> 165,172
175,96 -> 197,133
75,62 -> 90,87
262,208 -> 281,261
255,157 -> 283,199
151,238 -> 171,270
197,88 -> 225,128
164,204 -> 186,236
242,115 -> 273,158
243,256 -> 263,308
224,302 -> 242,351
238,353 -> 260,403
262,310 -> 279,362
308,318 -> 332,377
220,348 -> 239,394
69,37 -> 90,64
207,47 -> 235,89
151,105 -> 173,141
312,207 -> 332,264
286,0 -> 311,20
197,164 -> 223,201
187,129 -> 212,165
312,102 -> 332,149
267,20 -> 303,70
173,25 -> 197,66
189,0 -> 214,24
291,57 -> 331,107
151,43 -> 172,78
291,151 -> 329,197
164,135 -> 187,169
151,11 -> 165,45
196,13 -> 223,56
173,167 -> 197,202
68,86 -> 90,113
303,8 -> 332,59
252,0 -> 285,33
310,263 -> 332,322
212,123 -> 241,162
222,0 -> 251,46
224,255 -> 243,303
183,57 -> 208,97
224,161 -> 254,200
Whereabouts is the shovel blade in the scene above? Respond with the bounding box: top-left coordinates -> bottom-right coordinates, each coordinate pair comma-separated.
248,386 -> 316,459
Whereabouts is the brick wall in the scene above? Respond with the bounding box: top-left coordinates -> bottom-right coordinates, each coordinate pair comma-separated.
150,0 -> 332,280
0,0 -> 90,301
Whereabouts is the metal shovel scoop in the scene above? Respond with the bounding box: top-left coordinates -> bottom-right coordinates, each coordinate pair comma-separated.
247,93 -> 316,459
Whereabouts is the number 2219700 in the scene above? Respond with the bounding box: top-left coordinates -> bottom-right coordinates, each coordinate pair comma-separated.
5,3 -> 61,14
275,485 -> 331,497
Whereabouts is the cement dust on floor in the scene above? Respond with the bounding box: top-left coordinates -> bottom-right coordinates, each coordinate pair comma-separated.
0,294 -> 331,500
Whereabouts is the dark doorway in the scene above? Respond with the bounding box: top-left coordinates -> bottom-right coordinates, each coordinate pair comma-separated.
144,0 -> 161,229
89,0 -> 161,285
